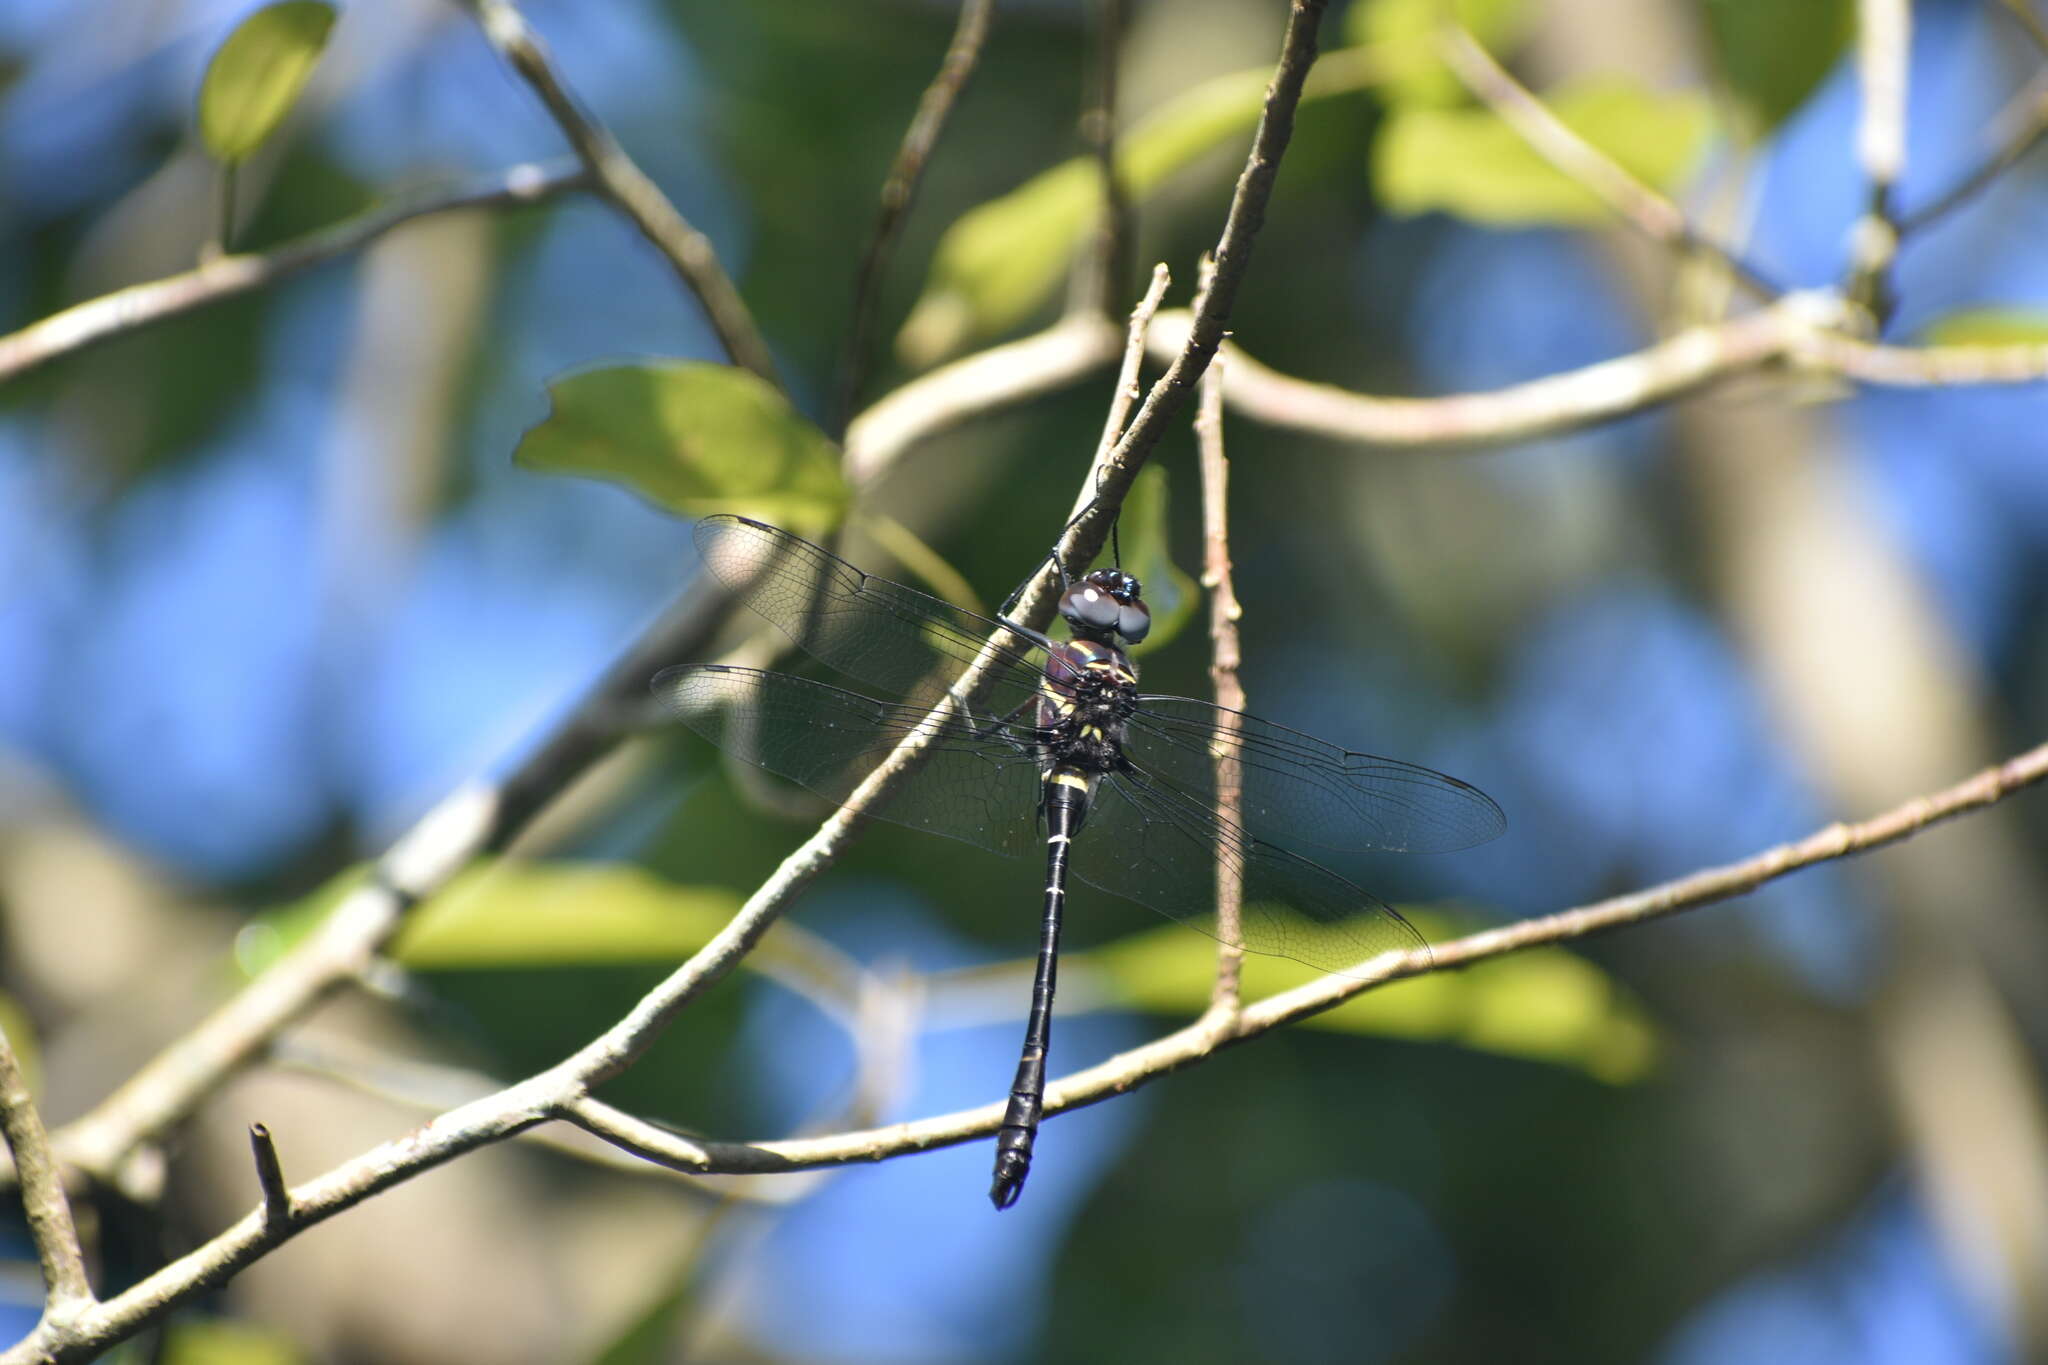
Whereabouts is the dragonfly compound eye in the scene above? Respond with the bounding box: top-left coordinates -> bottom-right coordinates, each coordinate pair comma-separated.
1061,582 -> 1124,635
1117,600 -> 1151,644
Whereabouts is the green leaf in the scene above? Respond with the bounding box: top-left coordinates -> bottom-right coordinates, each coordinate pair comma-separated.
1115,465 -> 1197,655
238,861 -> 761,976
1920,307 -> 2048,347
1084,909 -> 1658,1083
161,1319 -> 307,1365
1345,0 -> 1530,107
1698,0 -> 1854,138
1374,77 -> 1714,226
391,862 -> 742,969
514,362 -> 849,534
897,47 -> 1385,364
197,2 -> 338,165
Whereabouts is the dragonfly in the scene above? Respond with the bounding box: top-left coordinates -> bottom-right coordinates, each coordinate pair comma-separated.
655,515 -> 1504,1209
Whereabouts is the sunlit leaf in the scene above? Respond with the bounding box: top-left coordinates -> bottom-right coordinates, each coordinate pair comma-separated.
1698,0 -> 1854,138
161,1318 -> 307,1365
897,47 -> 1385,364
514,362 -> 849,534
1374,78 -> 1714,226
1921,307 -> 2048,347
239,861 -> 799,980
391,861 -> 743,969
1083,909 -> 1658,1083
197,2 -> 337,165
1115,464 -> 1197,655
1345,0 -> 1530,107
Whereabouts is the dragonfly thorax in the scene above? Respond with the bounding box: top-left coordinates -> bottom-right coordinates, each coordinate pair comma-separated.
1038,638 -> 1139,774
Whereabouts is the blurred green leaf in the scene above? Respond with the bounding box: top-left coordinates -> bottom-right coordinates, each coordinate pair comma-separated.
1921,307 -> 2048,347
514,362 -> 849,534
392,862 -> 743,969
240,862 -> 743,977
1117,465 -> 1197,655
197,2 -> 337,165
0,991 -> 40,1096
1374,78 -> 1714,226
1085,909 -> 1658,1083
1345,0 -> 1530,107
856,510 -> 988,615
1698,0 -> 1854,137
897,47 -> 1384,363
161,1318 -> 307,1365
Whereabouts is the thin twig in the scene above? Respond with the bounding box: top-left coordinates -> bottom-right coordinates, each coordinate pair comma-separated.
1846,0 -> 1911,324
1899,70 -> 2048,235
0,161 -> 585,387
0,1021 -> 92,1312
1080,0 -> 1134,317
844,311 -> 1124,485
1194,349 -> 1246,1018
1436,22 -> 1781,301
836,0 -> 997,435
1144,293 -> 2048,448
460,0 -> 780,386
1069,0 -> 1333,577
1091,262 -> 1172,466
2000,0 -> 2048,56
247,1124 -> 291,1231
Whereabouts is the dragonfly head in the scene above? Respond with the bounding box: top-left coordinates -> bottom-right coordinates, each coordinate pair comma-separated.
1061,569 -> 1151,645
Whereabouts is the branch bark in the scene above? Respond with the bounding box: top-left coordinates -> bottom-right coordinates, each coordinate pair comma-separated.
460,0 -> 781,386
0,1021 -> 91,1316
0,161 -> 584,387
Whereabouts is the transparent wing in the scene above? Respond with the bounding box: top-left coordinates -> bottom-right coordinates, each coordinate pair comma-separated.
1068,763 -> 1430,977
1125,696 -> 1505,854
656,664 -> 1046,860
696,515 -> 1049,718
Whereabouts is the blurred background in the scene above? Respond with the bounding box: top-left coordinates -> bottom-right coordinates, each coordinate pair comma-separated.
4,0 -> 2048,1361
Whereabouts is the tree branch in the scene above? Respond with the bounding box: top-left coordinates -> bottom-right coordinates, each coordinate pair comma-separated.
844,311 -> 1124,485
1436,22 -> 1780,300
1846,0 -> 1911,323
836,0 -> 996,434
1195,352 -> 1247,1017
460,0 -> 780,386
1899,69 -> 2048,236
1091,262 -> 1172,467
1078,0 -> 1133,316
0,1020 -> 91,1315
1069,0 -> 1332,581
0,161 -> 584,387
1145,294 -> 2048,450
247,1124 -> 292,1232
